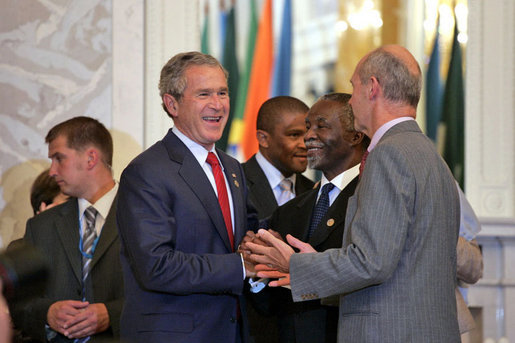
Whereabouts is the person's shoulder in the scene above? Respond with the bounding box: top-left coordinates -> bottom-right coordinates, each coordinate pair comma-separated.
217,149 -> 242,168
28,198 -> 76,226
241,154 -> 257,167
296,173 -> 315,189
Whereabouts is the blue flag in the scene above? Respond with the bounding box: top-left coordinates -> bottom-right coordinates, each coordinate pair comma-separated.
271,0 -> 292,96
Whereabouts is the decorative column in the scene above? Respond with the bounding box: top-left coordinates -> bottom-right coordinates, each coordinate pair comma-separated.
144,0 -> 200,148
466,0 -> 515,341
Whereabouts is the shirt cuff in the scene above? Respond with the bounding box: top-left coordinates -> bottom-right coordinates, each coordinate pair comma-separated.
248,278 -> 269,293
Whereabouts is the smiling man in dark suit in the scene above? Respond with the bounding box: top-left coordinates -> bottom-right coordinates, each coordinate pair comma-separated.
116,52 -> 258,343
246,45 -> 461,342
11,116 -> 123,342
243,93 -> 368,343
267,93 -> 367,343
242,96 -> 314,223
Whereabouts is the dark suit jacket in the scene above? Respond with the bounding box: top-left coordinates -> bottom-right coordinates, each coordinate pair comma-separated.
265,177 -> 359,343
11,196 -> 123,343
290,120 -> 461,342
116,129 -> 258,343
242,154 -> 314,221
242,154 -> 314,343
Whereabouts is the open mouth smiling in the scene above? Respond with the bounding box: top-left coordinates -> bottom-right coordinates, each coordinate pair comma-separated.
203,116 -> 222,122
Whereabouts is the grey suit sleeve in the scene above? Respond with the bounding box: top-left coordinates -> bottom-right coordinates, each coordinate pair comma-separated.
289,144 -> 414,301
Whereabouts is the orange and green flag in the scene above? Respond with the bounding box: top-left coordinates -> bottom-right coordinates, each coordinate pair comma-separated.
240,0 -> 273,160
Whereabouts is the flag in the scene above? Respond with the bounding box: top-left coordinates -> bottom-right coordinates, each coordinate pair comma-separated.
271,0 -> 292,96
441,17 -> 465,188
228,0 -> 258,158
241,0 -> 274,160
425,17 -> 442,142
201,3 -> 209,54
219,2 -> 228,62
217,4 -> 239,151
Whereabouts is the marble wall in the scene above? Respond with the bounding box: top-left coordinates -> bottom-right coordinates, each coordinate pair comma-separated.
0,0 -> 144,247
0,0 -> 114,246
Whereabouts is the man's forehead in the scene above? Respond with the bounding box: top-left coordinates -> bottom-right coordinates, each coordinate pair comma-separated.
48,135 -> 68,147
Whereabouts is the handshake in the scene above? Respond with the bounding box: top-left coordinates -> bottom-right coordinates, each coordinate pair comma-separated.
237,228 -> 316,287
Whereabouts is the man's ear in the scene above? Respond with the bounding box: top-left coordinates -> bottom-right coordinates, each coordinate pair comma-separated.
256,130 -> 270,148
350,131 -> 365,146
163,94 -> 179,118
85,148 -> 99,169
369,76 -> 380,100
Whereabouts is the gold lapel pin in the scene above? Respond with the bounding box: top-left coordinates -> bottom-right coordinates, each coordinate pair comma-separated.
232,173 -> 237,178
326,218 -> 335,227
234,180 -> 240,188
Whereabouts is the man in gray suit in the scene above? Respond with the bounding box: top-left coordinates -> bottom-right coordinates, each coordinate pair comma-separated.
246,45 -> 461,342
11,117 -> 123,342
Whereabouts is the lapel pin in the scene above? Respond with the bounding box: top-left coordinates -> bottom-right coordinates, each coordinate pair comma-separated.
234,180 -> 240,188
232,173 -> 237,178
326,218 -> 335,227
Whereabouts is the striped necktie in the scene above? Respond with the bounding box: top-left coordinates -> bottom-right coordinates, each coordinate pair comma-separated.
277,178 -> 294,206
82,206 -> 98,298
76,206 -> 97,343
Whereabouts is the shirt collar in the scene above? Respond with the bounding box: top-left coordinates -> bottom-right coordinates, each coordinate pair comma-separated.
319,163 -> 360,192
255,151 -> 296,190
368,117 -> 414,152
172,126 -> 219,167
78,182 -> 118,220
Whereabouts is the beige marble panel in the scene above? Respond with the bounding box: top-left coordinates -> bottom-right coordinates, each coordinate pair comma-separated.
0,0 -> 113,247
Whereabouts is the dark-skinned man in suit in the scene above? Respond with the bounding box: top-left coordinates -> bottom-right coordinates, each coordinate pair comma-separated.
242,96 -> 314,343
243,93 -> 368,343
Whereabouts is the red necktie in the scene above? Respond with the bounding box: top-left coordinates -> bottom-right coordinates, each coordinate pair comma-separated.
359,150 -> 369,179
206,152 -> 234,250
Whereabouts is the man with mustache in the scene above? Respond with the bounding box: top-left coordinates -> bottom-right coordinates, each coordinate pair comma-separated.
244,93 -> 368,343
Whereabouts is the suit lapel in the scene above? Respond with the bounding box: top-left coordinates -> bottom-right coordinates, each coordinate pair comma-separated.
163,132 -> 233,252
309,177 -> 359,247
179,153 -> 233,251
90,195 -> 118,271
54,200 -> 82,283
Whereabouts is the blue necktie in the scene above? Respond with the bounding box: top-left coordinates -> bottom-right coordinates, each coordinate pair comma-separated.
308,183 -> 335,238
